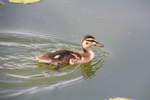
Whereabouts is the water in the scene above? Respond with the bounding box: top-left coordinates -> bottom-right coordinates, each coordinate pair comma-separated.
0,0 -> 150,100
0,33 -> 107,98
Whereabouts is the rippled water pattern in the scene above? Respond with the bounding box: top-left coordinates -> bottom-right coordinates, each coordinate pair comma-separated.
0,33 -> 107,98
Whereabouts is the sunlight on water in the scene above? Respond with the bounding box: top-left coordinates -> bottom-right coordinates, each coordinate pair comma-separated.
0,33 -> 108,98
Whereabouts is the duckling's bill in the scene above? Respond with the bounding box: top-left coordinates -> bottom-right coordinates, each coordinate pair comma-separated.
95,42 -> 104,47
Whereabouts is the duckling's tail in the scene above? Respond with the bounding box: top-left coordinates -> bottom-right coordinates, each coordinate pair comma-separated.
35,56 -> 39,60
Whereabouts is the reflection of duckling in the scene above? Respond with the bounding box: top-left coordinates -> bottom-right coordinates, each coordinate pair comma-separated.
36,35 -> 104,65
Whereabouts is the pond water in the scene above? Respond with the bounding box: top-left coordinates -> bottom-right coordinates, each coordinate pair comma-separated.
0,0 -> 150,100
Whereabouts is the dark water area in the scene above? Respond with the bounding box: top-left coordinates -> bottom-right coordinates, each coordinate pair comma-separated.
0,0 -> 150,100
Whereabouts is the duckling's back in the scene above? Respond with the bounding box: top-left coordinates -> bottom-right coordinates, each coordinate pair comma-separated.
36,49 -> 81,65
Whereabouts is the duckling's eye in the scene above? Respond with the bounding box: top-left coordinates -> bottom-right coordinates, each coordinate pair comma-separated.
86,42 -> 89,45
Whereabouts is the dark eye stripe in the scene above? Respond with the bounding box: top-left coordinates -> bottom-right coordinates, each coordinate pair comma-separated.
86,40 -> 96,42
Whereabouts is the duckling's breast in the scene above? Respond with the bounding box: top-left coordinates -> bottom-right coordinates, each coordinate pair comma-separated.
81,50 -> 95,63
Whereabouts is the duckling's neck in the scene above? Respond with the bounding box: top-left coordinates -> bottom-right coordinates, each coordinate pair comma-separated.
82,48 -> 95,62
82,47 -> 91,53
82,48 -> 88,53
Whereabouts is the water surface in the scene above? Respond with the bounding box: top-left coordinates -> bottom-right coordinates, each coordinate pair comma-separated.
0,0 -> 150,100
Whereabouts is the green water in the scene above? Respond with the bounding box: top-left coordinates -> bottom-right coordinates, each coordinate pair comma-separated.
0,33 -> 107,98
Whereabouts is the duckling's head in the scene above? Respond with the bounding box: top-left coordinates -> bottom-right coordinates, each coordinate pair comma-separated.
81,35 -> 104,49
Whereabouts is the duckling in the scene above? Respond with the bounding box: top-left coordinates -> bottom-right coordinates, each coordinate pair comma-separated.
36,35 -> 104,65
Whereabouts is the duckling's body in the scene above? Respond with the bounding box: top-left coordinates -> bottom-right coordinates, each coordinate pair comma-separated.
36,35 -> 104,65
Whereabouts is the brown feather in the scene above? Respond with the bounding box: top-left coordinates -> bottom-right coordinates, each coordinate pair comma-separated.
36,50 -> 81,65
